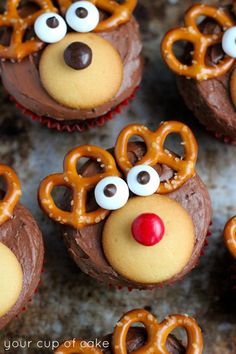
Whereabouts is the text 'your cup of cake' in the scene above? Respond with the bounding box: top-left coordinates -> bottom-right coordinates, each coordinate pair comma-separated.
161,1 -> 236,143
0,163 -> 43,329
38,121 -> 212,290
0,0 -> 142,132
55,308 -> 203,354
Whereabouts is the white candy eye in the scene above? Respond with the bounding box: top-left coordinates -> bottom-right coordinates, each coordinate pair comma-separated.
127,165 -> 160,197
34,13 -> 67,44
95,176 -> 129,210
66,1 -> 99,33
222,27 -> 236,58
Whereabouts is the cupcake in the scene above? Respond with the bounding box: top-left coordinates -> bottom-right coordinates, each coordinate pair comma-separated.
55,308 -> 203,354
161,2 -> 236,143
38,121 -> 212,290
0,164 -> 43,329
224,216 -> 236,260
0,0 -> 142,132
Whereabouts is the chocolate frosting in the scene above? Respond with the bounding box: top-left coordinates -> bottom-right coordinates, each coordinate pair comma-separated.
0,17 -> 143,121
0,203 -> 44,329
63,142 -> 212,289
177,15 -> 236,138
101,327 -> 185,354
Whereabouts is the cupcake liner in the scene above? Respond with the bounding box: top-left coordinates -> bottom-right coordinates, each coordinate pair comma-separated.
205,125 -> 236,145
10,88 -> 138,133
108,222 -> 212,292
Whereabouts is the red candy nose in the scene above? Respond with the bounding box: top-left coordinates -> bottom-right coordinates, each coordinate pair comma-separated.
131,213 -> 165,246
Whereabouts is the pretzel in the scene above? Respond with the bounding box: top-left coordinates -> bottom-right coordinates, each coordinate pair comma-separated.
38,145 -> 120,229
224,216 -> 236,259
161,4 -> 235,80
55,309 -> 203,354
0,0 -> 56,61
0,164 -> 22,225
115,121 -> 198,194
57,0 -> 137,31
113,309 -> 203,354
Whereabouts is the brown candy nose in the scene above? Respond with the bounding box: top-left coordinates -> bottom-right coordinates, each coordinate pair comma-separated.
64,41 -> 92,70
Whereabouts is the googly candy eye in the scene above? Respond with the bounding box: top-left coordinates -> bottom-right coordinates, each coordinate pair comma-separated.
66,1 -> 99,33
222,26 -> 236,58
127,165 -> 160,197
34,13 -> 67,44
94,176 -> 129,210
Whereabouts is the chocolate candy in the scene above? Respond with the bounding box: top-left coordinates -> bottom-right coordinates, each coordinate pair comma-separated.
64,41 -> 92,70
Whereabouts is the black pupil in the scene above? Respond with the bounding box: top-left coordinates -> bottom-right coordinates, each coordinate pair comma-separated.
104,184 -> 117,197
137,171 -> 150,185
76,7 -> 88,18
46,16 -> 59,28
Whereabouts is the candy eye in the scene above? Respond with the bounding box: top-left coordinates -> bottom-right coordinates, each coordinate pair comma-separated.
66,1 -> 99,33
94,176 -> 129,210
222,27 -> 236,58
34,12 -> 67,44
127,165 -> 160,196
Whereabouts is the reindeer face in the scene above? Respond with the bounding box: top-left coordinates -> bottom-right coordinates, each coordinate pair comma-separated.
0,165 -> 22,318
161,3 -> 236,140
0,0 -> 137,111
161,4 -> 236,82
39,121 -> 200,284
34,1 -> 125,110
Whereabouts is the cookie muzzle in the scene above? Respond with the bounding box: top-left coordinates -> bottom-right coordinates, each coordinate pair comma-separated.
39,33 -> 123,110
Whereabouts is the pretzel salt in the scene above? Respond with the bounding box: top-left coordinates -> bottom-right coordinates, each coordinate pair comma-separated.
161,4 -> 235,80
0,0 -> 56,61
57,0 -> 137,31
38,145 -> 120,229
0,164 -> 21,225
55,309 -> 203,354
224,216 -> 236,259
115,121 -> 198,194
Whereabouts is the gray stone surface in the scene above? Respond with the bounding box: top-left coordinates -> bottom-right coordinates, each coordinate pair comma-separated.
0,0 -> 236,353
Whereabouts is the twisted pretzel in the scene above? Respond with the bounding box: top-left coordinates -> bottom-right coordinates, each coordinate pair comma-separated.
0,0 -> 56,61
0,164 -> 22,225
57,0 -> 137,31
38,145 -> 120,229
113,309 -> 203,354
224,216 -> 236,259
115,121 -> 198,194
55,309 -> 203,354
161,4 -> 235,80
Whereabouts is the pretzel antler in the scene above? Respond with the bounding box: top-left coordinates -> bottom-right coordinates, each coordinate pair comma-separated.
38,145 -> 120,229
0,164 -> 22,225
115,121 -> 198,194
57,0 -> 137,31
55,309 -> 203,354
161,4 -> 235,80
0,0 -> 56,61
224,216 -> 236,259
113,309 -> 203,354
